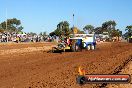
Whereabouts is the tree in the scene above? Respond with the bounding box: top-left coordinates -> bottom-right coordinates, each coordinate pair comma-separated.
125,25 -> 132,37
108,20 -> 116,30
78,30 -> 85,34
117,29 -> 122,37
49,32 -> 55,36
63,21 -> 70,36
111,29 -> 122,37
102,20 -> 116,32
83,25 -> 94,34
94,27 -> 102,34
54,21 -> 70,37
39,32 -> 47,36
125,25 -> 132,33
102,20 -> 117,37
17,26 -> 23,32
0,24 -> 4,33
0,24 -> 2,29
54,28 -> 62,36
0,18 -> 23,32
27,32 -> 37,36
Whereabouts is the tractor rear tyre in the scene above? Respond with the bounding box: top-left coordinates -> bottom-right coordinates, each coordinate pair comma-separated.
71,43 -> 76,52
75,44 -> 82,52
71,43 -> 81,52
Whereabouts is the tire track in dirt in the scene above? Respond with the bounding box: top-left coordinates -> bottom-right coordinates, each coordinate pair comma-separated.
0,42 -> 131,88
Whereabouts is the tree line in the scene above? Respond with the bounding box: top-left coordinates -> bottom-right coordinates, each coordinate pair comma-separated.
0,18 -> 131,39
0,18 -> 48,37
50,20 -> 132,39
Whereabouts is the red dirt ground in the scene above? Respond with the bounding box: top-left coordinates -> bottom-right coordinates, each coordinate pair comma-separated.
0,42 -> 131,88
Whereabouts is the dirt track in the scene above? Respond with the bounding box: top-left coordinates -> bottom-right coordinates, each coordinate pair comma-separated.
0,42 -> 131,88
107,61 -> 132,88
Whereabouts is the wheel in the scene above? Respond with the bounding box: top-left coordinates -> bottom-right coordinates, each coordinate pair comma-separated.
75,44 -> 80,52
71,43 -> 75,52
71,43 -> 81,52
76,76 -> 86,85
75,44 -> 79,51
87,45 -> 91,50
91,45 -> 95,50
71,43 -> 78,52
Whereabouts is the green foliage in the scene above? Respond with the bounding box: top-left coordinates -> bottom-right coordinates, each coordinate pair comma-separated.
27,32 -> 37,36
94,27 -> 102,34
94,21 -> 122,37
125,25 -> 132,38
102,20 -> 116,31
125,25 -> 132,33
83,25 -> 94,34
50,20 -> 123,38
0,18 -> 23,32
39,32 -> 47,36
49,32 -> 55,36
102,20 -> 117,37
0,24 -> 5,33
77,29 -> 85,34
54,21 -> 70,37
111,29 -> 122,37
54,28 -> 62,36
0,24 -> 2,29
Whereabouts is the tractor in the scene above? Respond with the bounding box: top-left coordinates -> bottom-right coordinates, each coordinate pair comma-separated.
51,27 -> 96,53
51,34 -> 96,53
69,34 -> 96,51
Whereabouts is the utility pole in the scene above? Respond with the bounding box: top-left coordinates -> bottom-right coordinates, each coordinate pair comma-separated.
6,8 -> 7,31
72,14 -> 75,37
72,14 -> 78,35
6,8 -> 8,42
73,14 -> 74,28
